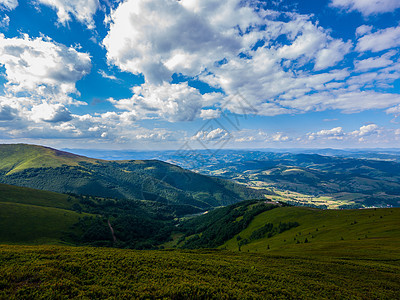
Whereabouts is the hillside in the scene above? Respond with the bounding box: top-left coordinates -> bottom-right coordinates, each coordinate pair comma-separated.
175,201 -> 400,260
0,245 -> 399,299
0,144 -> 267,210
0,183 -> 88,245
0,183 -> 190,249
0,144 -> 96,175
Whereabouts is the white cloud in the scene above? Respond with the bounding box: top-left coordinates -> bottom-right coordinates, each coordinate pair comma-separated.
0,34 -> 91,104
0,0 -> 17,10
355,25 -> 373,37
192,128 -> 229,142
0,15 -> 10,28
330,0 -> 400,16
354,52 -> 394,71
309,127 -> 344,140
109,82 -> 217,122
352,124 -> 378,136
103,0 -> 244,84
36,0 -> 99,29
356,26 -> 400,52
314,40 -> 352,70
30,102 -> 72,123
200,109 -> 221,120
98,69 -> 118,81
272,132 -> 289,142
283,90 -> 400,113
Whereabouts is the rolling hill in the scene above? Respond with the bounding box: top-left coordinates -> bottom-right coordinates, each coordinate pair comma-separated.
155,150 -> 400,208
176,200 -> 400,260
0,144 -> 267,210
0,183 -> 88,245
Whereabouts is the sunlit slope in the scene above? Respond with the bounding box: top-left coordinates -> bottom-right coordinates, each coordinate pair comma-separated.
0,144 -> 265,209
222,206 -> 400,259
0,144 -> 97,174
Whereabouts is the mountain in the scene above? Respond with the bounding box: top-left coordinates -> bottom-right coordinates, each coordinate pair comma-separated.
0,144 -> 267,210
147,150 -> 400,208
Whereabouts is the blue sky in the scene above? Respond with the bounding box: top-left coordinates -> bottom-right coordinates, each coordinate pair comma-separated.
0,0 -> 400,150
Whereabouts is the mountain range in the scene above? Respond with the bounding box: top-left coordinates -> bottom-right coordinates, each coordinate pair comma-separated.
0,144 -> 266,210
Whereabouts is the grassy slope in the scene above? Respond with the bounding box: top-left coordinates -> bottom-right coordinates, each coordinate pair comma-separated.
222,206 -> 400,259
0,144 -> 96,174
0,203 -> 86,244
0,183 -> 79,209
0,245 -> 399,299
0,183 -> 90,245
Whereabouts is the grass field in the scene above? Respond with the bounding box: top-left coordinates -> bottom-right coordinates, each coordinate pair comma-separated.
0,183 -> 89,245
0,202 -> 87,245
0,183 -> 79,210
0,245 -> 399,299
222,206 -> 400,259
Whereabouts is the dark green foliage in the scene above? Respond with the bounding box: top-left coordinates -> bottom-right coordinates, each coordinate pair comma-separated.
249,222 -> 299,240
181,200 -> 278,249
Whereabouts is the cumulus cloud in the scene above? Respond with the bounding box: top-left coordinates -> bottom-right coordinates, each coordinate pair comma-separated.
356,26 -> 400,52
103,0 -> 243,84
330,0 -> 400,16
309,127 -> 344,140
0,0 -> 17,10
200,109 -> 221,120
102,0 -> 400,121
109,82 -> 218,122
30,102 -> 72,123
36,0 -> 99,29
352,124 -> 378,136
0,34 -> 91,104
192,128 -> 229,142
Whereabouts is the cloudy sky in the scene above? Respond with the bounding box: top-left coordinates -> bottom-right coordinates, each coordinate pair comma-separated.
0,0 -> 400,150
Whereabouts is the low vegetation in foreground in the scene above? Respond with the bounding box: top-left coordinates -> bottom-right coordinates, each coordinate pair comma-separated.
1,245 -> 399,299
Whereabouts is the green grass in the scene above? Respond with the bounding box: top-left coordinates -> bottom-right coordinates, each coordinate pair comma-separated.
0,183 -> 79,209
222,206 -> 400,259
0,245 -> 399,299
0,183 -> 90,245
0,144 -> 96,174
0,202 -> 88,244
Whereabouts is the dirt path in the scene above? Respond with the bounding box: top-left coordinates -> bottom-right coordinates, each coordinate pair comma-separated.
107,220 -> 117,242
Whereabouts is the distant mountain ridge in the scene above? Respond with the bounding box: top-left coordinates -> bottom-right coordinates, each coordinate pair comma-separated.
0,144 -> 266,210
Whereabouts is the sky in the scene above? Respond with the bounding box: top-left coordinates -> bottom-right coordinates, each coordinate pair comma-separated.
0,0 -> 400,150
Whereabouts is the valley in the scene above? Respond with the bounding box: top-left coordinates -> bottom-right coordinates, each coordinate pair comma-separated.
0,144 -> 399,299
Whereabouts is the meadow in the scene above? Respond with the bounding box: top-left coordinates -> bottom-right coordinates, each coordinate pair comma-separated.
0,245 -> 399,299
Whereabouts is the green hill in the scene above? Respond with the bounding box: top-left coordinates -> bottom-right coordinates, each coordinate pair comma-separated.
221,206 -> 400,259
0,183 -> 89,245
0,144 -> 266,210
0,144 -> 96,175
0,183 -> 79,209
175,201 -> 400,260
